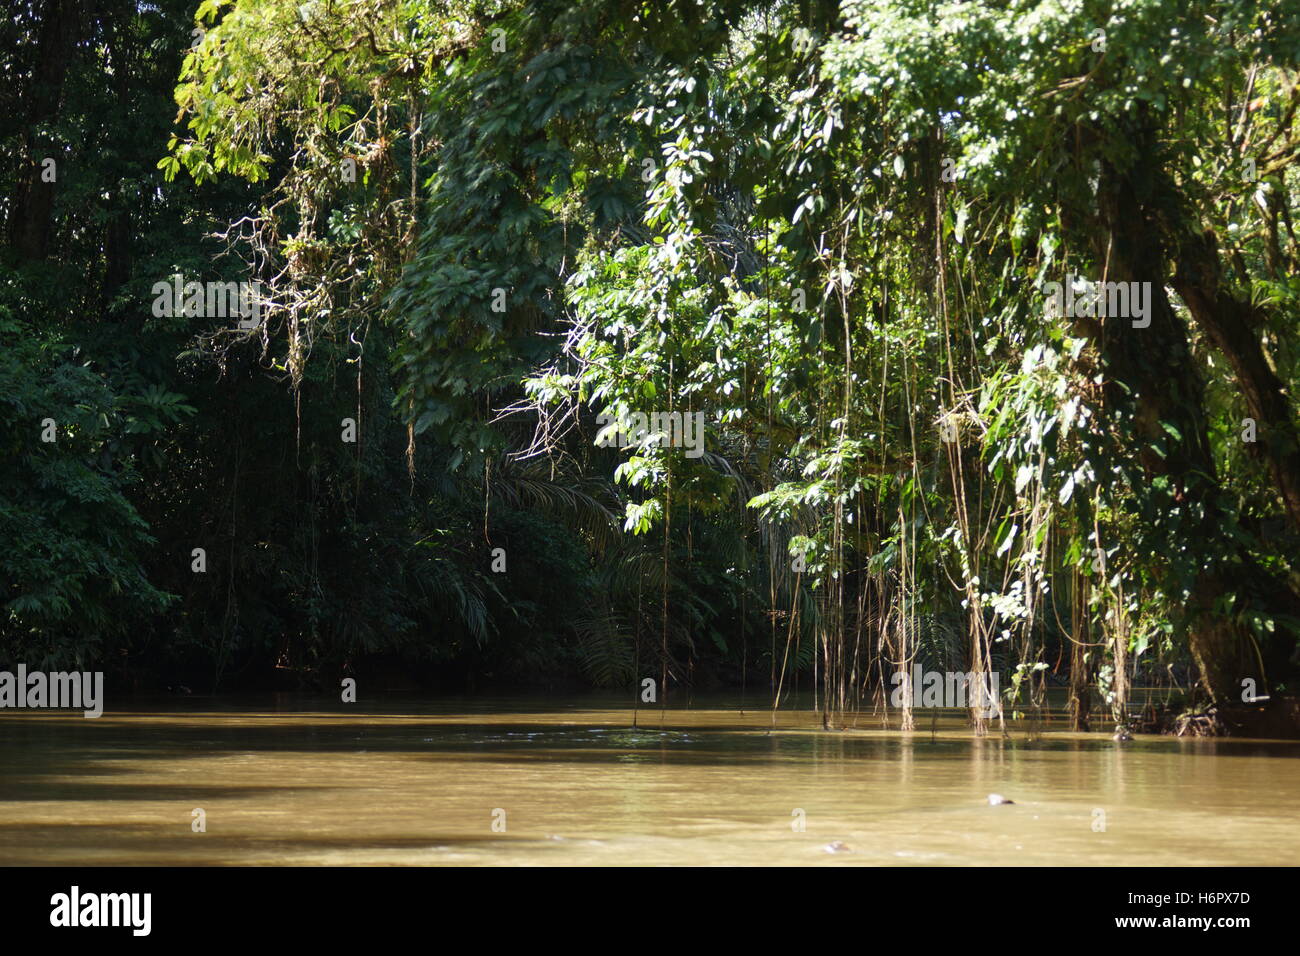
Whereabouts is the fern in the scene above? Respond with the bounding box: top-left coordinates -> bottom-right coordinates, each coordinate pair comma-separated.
573,607 -> 636,687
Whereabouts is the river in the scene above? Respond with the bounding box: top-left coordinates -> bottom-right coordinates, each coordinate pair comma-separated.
2,695 -> 1297,865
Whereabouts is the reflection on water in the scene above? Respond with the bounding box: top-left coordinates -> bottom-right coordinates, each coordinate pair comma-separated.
1,695 -> 1297,865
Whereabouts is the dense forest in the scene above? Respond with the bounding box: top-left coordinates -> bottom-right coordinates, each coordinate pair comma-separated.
4,0 -> 1299,736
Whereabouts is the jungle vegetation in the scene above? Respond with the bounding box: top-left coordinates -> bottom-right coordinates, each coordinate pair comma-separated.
4,0 -> 1300,735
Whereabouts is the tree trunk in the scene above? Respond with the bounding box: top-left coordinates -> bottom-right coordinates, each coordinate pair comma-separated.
7,0 -> 82,261
1168,228 -> 1300,534
1090,139 -> 1243,705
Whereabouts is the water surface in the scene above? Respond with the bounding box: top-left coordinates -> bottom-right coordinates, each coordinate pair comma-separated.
2,695 -> 1296,865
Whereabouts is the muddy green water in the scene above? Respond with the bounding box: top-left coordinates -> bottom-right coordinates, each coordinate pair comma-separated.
1,696 -> 1297,865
